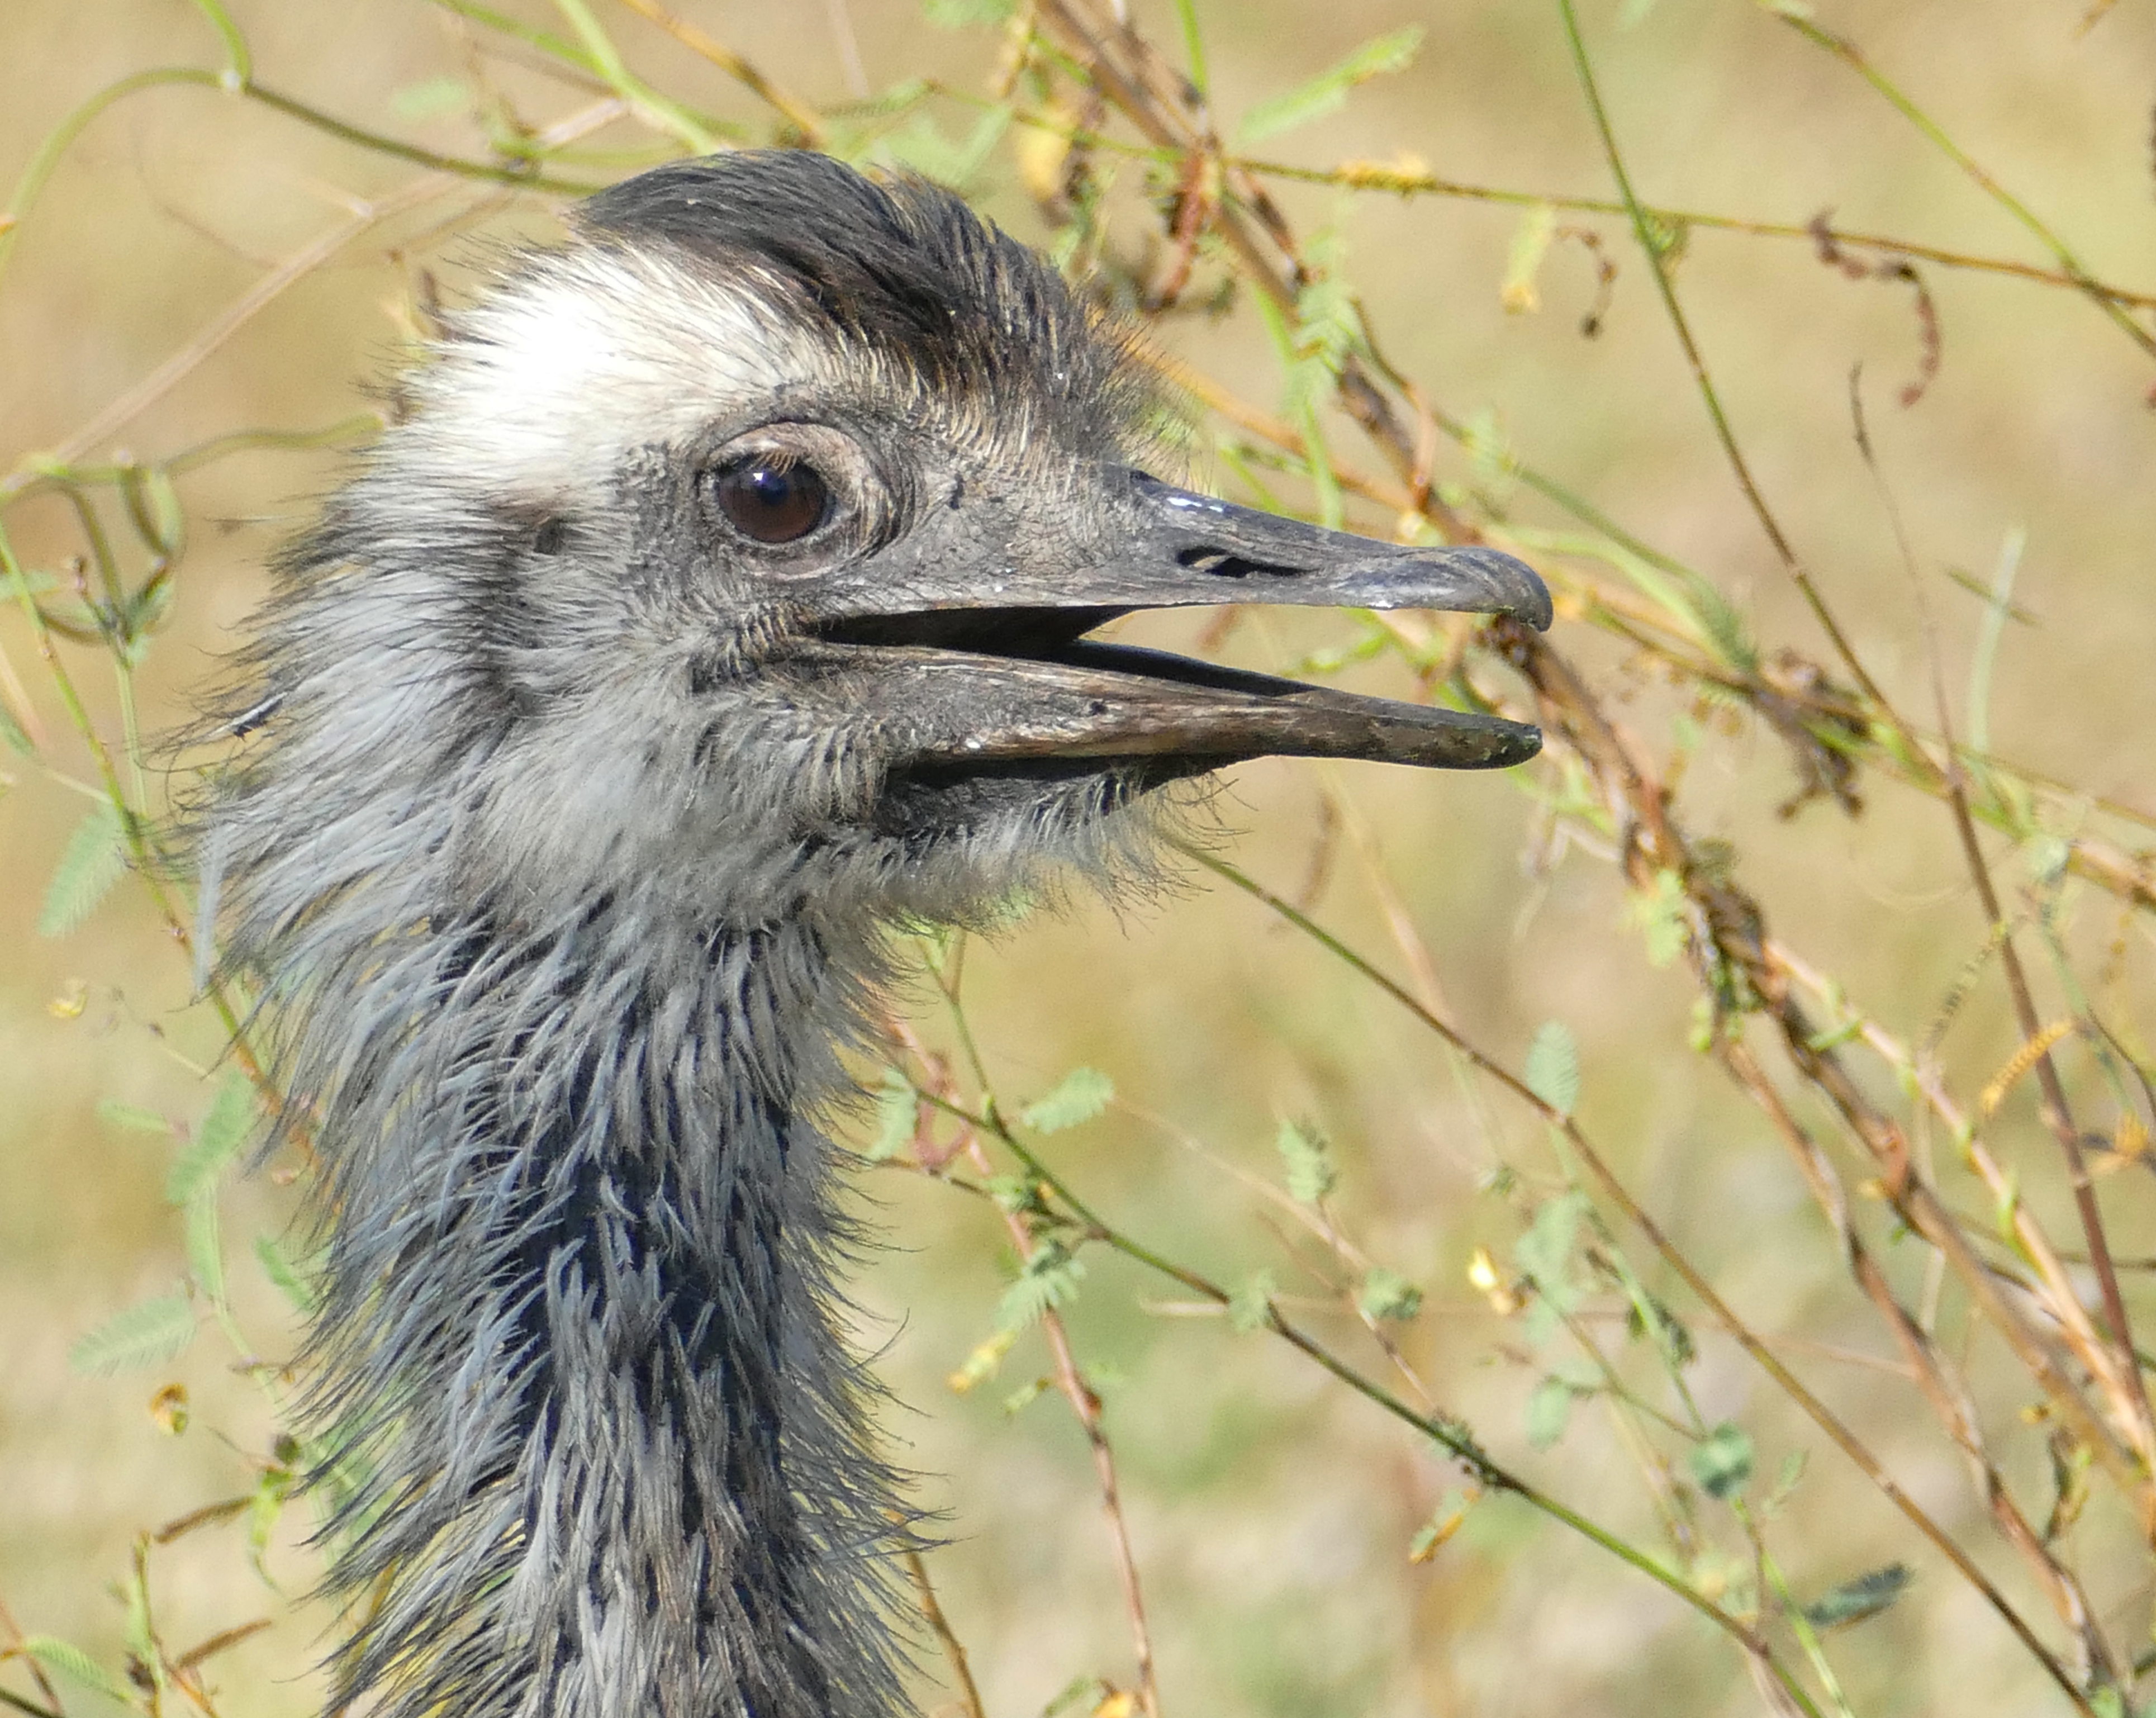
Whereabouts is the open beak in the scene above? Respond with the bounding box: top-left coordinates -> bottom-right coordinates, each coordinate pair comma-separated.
806,467 -> 1550,775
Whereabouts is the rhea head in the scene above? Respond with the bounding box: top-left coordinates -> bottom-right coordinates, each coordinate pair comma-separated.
266,151 -> 1547,944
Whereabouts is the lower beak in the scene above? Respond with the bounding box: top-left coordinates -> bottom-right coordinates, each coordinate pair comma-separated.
809,467 -> 1551,773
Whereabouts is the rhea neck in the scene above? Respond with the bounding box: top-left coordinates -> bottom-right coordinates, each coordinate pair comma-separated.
300,895 -> 903,1718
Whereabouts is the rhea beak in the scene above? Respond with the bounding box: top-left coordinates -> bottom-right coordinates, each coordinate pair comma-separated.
809,467 -> 1551,774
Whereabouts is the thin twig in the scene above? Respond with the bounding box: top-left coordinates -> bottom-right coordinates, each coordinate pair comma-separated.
897,1548 -> 987,1718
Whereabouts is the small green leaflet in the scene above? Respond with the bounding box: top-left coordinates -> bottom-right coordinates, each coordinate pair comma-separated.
68,1292 -> 197,1375
389,76 -> 472,121
1630,869 -> 1689,967
1019,1066 -> 1112,1133
166,1072 -> 258,1206
255,1235 -> 317,1314
97,1098 -> 173,1135
1688,1421 -> 1755,1499
866,1069 -> 918,1161
1523,1021 -> 1579,1118
1525,1375 -> 1576,1450
21,1635 -> 134,1703
1275,1117 -> 1336,1205
1638,209 -> 1690,266
186,1193 -> 225,1307
1765,1448 -> 1808,1513
0,699 -> 30,756
921,0 -> 1015,23
1514,1190 -> 1590,1314
1802,1562 -> 1912,1631
38,801 -> 127,937
1042,1676 -> 1113,1718
878,105 -> 1011,191
1460,406 -> 1515,492
120,462 -> 185,559
1357,1266 -> 1423,1323
999,1378 -> 1048,1416
995,1240 -> 1086,1331
1236,27 -> 1423,143
1500,203 -> 1557,315
1227,1269 -> 1278,1333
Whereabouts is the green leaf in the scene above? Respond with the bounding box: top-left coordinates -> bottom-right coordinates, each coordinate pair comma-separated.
1500,202 -> 1557,314
1461,406 -> 1515,492
922,0 -> 1015,21
184,1191 -> 224,1306
999,1376 -> 1049,1416
1688,1421 -> 1755,1499
986,1174 -> 1049,1219
390,76 -> 473,121
878,105 -> 1011,189
0,699 -> 30,756
166,1072 -> 257,1206
1802,1563 -> 1912,1631
1765,1448 -> 1808,1512
1523,1021 -> 1579,1117
1623,1288 -> 1696,1368
1525,1375 -> 1575,1449
947,1325 -> 1017,1393
866,1069 -> 918,1160
1019,1066 -> 1113,1133
119,462 -> 185,559
68,1292 -> 197,1375
38,800 -> 127,936
995,1240 -> 1086,1331
1275,1117 -> 1336,1205
1639,208 -> 1690,266
21,1636 -> 133,1703
1042,1676 -> 1113,1718
1630,868 -> 1689,967
1685,580 -> 1758,675
1236,26 -> 1423,142
255,1235 -> 317,1313
1357,1266 -> 1423,1323
1514,1190 -> 1590,1313
1227,1270 -> 1278,1333
98,1098 -> 174,1135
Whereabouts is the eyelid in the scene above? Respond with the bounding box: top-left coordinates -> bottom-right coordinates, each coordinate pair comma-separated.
700,421 -> 901,562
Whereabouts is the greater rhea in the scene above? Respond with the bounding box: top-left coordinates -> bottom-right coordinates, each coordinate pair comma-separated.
206,150 -> 1549,1718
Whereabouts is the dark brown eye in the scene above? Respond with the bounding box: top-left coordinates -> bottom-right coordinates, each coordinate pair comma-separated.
711,457 -> 830,544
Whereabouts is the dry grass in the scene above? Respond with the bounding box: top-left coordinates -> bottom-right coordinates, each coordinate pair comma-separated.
4,2 -> 2156,1715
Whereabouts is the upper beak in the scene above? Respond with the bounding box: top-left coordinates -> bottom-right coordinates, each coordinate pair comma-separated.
804,467 -> 1551,773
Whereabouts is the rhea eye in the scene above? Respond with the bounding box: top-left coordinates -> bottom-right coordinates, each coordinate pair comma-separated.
711,457 -> 830,545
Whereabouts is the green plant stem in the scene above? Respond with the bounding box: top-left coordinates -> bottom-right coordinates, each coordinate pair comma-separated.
899,1092 -> 1824,1716
0,524 -> 264,1095
1170,0 -> 1209,97
1779,15 -> 2156,362
1234,151 -> 2156,312
1552,0 -> 1892,726
238,80 -> 600,189
550,0 -> 721,152
188,0 -> 252,83
1183,844 -> 2095,1716
0,64 -> 596,302
984,98 -> 2156,314
0,1686 -> 62,1718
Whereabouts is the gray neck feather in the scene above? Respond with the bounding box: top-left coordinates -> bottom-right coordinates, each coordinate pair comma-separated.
254,879 -> 905,1717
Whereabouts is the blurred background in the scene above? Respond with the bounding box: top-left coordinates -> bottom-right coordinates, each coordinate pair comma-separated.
3,2 -> 2154,1715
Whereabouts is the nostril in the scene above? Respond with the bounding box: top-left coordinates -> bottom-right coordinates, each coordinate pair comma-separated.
1174,545 -> 1304,580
